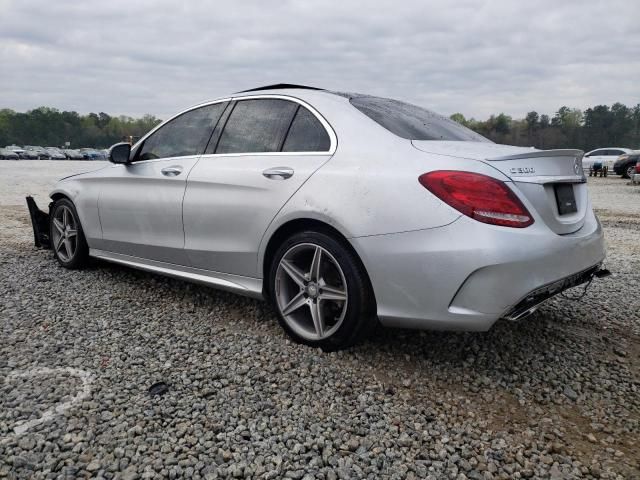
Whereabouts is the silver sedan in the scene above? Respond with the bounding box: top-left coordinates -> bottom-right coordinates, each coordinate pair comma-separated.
28,85 -> 606,350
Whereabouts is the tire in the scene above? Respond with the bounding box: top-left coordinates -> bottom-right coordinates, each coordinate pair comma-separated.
624,164 -> 635,179
49,198 -> 89,269
268,230 -> 376,351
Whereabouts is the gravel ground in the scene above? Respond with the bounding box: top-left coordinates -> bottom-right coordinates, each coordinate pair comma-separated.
0,164 -> 638,479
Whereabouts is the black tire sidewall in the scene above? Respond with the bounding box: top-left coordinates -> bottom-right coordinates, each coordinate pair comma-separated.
50,198 -> 89,269
268,230 -> 375,351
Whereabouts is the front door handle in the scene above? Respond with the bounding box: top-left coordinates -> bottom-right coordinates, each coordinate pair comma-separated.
262,167 -> 294,180
161,166 -> 183,177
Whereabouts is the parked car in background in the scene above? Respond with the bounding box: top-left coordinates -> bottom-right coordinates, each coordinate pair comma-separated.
79,148 -> 102,160
0,148 -> 20,159
24,145 -> 51,159
63,149 -> 86,160
613,150 -> 640,178
5,145 -> 37,159
582,148 -> 633,173
28,85 -> 607,350
632,160 -> 640,185
45,147 -> 67,160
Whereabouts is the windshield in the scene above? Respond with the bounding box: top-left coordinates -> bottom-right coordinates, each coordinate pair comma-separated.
349,95 -> 490,142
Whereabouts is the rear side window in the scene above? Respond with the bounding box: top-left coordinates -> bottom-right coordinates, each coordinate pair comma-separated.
282,106 -> 331,152
216,99 -> 297,154
137,103 -> 226,160
350,95 -> 490,142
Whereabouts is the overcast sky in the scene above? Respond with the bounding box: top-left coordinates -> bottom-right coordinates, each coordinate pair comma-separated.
1,0 -> 638,120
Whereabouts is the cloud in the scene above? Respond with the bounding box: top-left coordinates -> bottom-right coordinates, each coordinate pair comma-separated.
1,0 -> 638,119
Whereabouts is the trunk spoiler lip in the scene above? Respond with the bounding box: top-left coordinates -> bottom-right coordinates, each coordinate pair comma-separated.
487,149 -> 584,162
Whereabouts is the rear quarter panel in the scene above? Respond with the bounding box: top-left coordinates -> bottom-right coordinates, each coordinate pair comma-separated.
257,93 -> 511,275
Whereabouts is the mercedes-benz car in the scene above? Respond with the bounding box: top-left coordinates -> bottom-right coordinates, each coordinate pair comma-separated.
26,84 -> 606,350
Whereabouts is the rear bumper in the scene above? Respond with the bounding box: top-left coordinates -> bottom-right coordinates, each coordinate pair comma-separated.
351,211 -> 605,331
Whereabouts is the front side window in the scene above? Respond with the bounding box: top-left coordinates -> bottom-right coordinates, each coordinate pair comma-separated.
282,106 -> 331,152
216,99 -> 298,154
137,103 -> 226,160
350,95 -> 490,142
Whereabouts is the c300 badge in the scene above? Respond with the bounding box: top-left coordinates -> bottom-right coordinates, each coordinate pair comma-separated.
509,167 -> 536,175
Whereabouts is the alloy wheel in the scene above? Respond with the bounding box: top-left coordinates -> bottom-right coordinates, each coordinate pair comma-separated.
51,205 -> 78,262
275,243 -> 348,341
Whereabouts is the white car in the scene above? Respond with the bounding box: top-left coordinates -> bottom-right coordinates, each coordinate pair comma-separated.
582,148 -> 633,173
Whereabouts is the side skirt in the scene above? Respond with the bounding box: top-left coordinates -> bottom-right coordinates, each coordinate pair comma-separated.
90,249 -> 264,299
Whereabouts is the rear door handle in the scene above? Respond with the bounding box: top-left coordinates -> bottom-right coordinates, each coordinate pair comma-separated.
262,167 -> 294,180
161,166 -> 183,177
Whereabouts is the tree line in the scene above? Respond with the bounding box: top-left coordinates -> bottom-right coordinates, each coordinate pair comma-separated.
451,103 -> 640,150
0,107 -> 162,149
1,102 -> 639,151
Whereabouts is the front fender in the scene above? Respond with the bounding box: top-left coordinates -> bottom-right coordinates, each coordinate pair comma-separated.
49,178 -> 102,248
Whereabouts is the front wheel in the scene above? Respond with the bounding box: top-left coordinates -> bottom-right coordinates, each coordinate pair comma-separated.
269,231 -> 376,351
50,198 -> 89,269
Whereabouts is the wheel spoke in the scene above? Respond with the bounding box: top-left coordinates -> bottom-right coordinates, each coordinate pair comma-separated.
66,228 -> 77,238
309,300 -> 324,337
55,235 -> 65,253
309,246 -> 322,282
280,259 -> 307,287
62,208 -> 69,228
53,218 -> 64,235
319,284 -> 347,302
281,291 -> 307,316
63,238 -> 73,259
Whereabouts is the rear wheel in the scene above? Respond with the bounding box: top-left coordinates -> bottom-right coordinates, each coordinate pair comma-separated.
50,198 -> 89,269
269,231 -> 376,351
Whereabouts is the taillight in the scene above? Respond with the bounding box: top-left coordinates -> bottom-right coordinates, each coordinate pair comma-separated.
419,170 -> 534,228
635,162 -> 640,174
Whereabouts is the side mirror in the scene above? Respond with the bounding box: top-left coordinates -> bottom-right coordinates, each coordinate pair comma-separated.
109,142 -> 131,164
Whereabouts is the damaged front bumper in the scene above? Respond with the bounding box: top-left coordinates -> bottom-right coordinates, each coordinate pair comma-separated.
26,196 -> 51,249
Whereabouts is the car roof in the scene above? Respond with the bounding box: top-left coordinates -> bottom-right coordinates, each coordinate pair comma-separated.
232,83 -> 363,100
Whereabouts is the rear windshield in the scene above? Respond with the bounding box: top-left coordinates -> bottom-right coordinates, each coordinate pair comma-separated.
349,95 -> 491,142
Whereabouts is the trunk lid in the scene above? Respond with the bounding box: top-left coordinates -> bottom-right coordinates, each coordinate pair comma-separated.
412,141 -> 588,234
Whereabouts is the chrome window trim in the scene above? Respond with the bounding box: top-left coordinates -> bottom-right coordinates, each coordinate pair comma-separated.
228,94 -> 337,155
130,94 -> 337,161
131,98 -> 232,152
